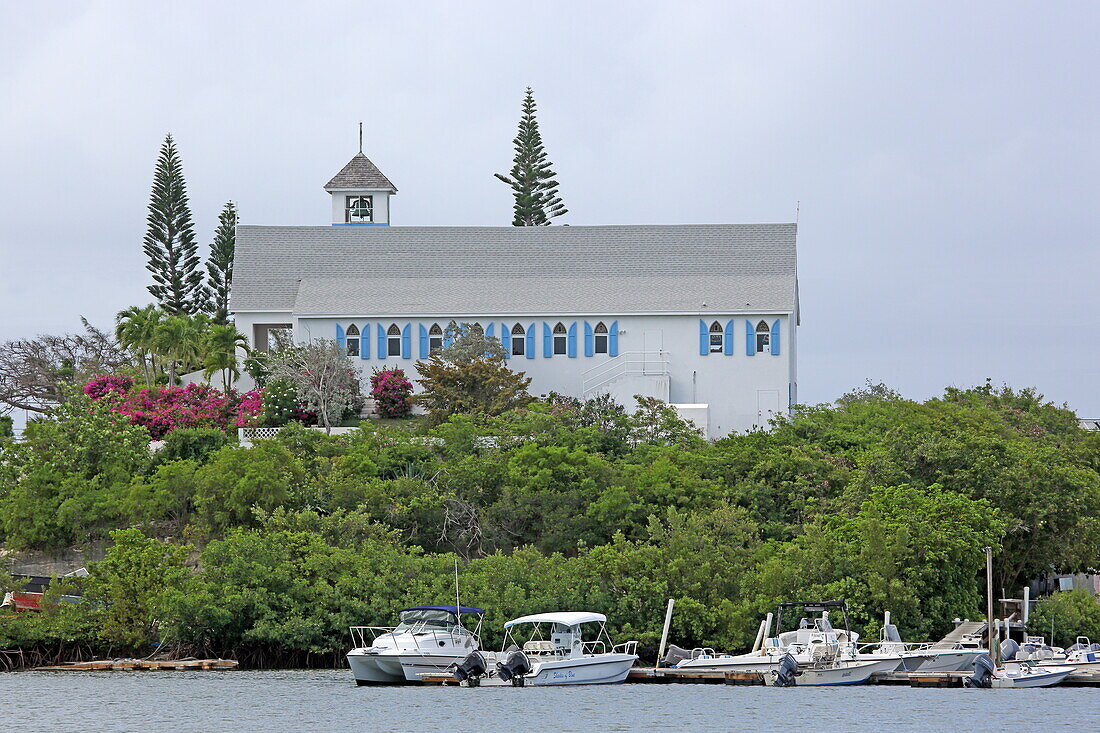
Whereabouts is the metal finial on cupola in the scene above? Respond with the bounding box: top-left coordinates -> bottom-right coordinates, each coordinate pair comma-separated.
358,122 -> 363,154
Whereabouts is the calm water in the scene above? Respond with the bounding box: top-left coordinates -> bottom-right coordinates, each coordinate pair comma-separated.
2,669 -> 1095,732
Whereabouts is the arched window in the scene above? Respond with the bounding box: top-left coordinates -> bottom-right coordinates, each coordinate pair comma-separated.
345,324 -> 360,357
553,322 -> 567,355
709,321 -> 724,353
387,323 -> 402,357
428,323 -> 443,354
594,322 -> 609,354
755,320 -> 771,353
471,322 -> 484,336
511,323 -> 526,357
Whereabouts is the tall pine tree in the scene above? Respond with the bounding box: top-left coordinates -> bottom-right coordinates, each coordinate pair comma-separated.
203,201 -> 237,325
143,134 -> 203,315
495,87 -> 567,226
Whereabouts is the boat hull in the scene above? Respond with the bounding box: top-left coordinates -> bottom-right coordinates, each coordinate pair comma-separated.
990,665 -> 1074,688
347,651 -> 408,685
904,649 -> 986,673
474,653 -> 638,686
773,660 -> 885,686
675,655 -> 901,680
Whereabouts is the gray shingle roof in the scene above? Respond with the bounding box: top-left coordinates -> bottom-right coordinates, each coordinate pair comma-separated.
230,224 -> 798,316
323,153 -> 397,191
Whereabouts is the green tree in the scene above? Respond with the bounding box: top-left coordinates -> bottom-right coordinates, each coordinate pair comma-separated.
1029,589 -> 1100,648
115,304 -> 164,384
153,313 -> 208,384
143,134 -> 203,315
84,528 -> 191,649
415,323 -> 531,424
193,442 -> 306,528
204,201 -> 237,325
202,323 -> 248,391
495,87 -> 567,226
269,340 -> 361,431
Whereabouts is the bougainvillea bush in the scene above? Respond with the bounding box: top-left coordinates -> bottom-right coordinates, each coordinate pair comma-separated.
85,377 -> 239,439
84,375 -> 134,400
370,367 -> 413,418
113,384 -> 240,439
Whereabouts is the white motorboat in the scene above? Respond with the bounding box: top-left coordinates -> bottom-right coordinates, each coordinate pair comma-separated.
347,605 -> 484,685
450,611 -> 638,686
1036,636 -> 1100,672
964,654 -> 1074,688
859,612 -> 987,673
667,601 -> 901,681
991,662 -> 1075,688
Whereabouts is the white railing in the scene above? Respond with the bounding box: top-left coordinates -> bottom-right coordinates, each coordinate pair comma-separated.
238,426 -> 359,446
581,351 -> 670,396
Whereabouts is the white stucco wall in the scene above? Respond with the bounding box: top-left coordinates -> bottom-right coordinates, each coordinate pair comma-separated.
231,313 -> 794,439
328,189 -> 391,225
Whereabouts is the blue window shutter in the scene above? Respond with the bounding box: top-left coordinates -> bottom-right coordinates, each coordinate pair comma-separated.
543,322 -> 552,357
401,324 -> 411,359
336,324 -> 345,349
583,321 -> 593,357
745,320 -> 754,356
361,324 -> 371,359
486,323 -> 495,340
418,324 -> 428,358
698,319 -> 708,355
609,321 -> 619,357
772,318 -> 781,355
568,322 -> 577,358
500,322 -> 508,357
525,323 -> 535,359
724,319 -> 734,355
377,324 -> 385,359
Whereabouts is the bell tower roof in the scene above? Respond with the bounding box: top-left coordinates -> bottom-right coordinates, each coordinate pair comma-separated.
323,152 -> 397,192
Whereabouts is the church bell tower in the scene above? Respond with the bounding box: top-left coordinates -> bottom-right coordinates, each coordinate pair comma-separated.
324,124 -> 397,226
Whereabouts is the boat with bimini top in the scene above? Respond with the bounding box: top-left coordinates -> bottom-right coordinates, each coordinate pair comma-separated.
450,612 -> 638,686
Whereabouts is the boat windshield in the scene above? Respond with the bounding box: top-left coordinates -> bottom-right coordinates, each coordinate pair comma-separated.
396,610 -> 458,631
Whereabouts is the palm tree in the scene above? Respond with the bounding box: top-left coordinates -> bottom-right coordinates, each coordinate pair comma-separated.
202,324 -> 249,391
154,314 -> 206,385
116,304 -> 163,384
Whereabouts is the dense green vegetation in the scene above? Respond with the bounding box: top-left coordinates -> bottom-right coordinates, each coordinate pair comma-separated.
1,381 -> 1098,666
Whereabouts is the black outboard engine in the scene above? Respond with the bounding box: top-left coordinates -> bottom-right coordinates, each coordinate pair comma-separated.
1000,638 -> 1019,662
453,651 -> 487,686
772,653 -> 800,687
963,654 -> 995,688
496,650 -> 532,687
661,644 -> 692,667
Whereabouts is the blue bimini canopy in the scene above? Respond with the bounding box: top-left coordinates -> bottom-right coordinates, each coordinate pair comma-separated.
401,605 -> 485,615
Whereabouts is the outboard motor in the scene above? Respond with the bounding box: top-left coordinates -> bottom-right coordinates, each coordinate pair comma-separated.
661,644 -> 693,668
772,653 -> 800,687
1000,638 -> 1019,662
453,651 -> 487,686
496,650 -> 532,687
963,654 -> 995,688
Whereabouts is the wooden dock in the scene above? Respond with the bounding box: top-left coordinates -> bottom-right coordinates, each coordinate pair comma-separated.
35,658 -> 238,672
626,667 -> 1100,687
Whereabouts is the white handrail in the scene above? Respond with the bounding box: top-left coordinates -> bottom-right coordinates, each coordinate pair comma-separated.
582,351 -> 670,395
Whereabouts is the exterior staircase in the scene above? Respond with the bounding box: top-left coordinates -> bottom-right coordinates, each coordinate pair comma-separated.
582,351 -> 670,404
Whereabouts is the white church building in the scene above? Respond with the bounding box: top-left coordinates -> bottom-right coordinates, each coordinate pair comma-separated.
230,148 -> 800,438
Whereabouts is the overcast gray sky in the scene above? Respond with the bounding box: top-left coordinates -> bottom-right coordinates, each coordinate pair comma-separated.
1,1 -> 1097,416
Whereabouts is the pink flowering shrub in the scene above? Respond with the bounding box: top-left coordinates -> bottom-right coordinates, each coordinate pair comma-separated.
84,374 -> 134,400
234,391 -> 264,428
84,376 -> 240,439
370,367 -> 413,419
